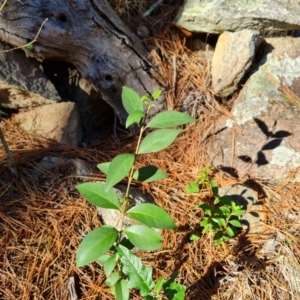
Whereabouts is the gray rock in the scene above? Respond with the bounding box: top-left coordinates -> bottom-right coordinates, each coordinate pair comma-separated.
0,41 -> 60,109
12,102 -> 82,147
211,30 -> 263,97
175,0 -> 300,34
207,37 -> 300,184
35,156 -> 96,177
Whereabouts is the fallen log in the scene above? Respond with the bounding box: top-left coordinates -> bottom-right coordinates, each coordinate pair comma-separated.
0,0 -> 161,123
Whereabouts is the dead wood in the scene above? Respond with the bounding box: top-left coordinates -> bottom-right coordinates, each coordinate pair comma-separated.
0,0 -> 162,123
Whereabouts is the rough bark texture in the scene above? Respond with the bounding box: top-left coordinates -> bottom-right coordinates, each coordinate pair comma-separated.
0,0 -> 161,123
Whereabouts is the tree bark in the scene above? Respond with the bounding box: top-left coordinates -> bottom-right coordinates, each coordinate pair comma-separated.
0,0 -> 161,123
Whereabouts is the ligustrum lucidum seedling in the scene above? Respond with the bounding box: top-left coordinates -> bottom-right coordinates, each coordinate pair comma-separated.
199,180 -> 245,246
75,86 -> 196,299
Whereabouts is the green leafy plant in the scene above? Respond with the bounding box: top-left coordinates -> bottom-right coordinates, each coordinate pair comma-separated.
76,86 -> 196,299
185,165 -> 212,194
198,180 -> 245,245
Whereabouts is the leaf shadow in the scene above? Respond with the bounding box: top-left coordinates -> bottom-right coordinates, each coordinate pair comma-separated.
223,118 -> 293,176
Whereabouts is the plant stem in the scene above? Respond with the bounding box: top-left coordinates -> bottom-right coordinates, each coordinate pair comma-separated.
118,105 -> 151,238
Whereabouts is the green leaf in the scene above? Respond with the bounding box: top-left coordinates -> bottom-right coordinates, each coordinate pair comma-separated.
125,225 -> 163,251
219,196 -> 232,206
189,233 -> 200,242
163,273 -> 186,300
212,218 -> 220,225
185,181 -> 199,194
198,203 -> 212,216
115,279 -> 129,300
229,219 -> 243,228
202,225 -> 212,234
104,253 -> 119,277
214,237 -> 224,246
76,226 -> 118,267
106,153 -> 135,191
151,89 -> 162,100
122,86 -> 143,114
218,206 -> 230,215
25,44 -> 34,51
214,230 -> 224,241
133,166 -> 168,182
231,200 -> 236,210
126,203 -> 177,229
97,162 -> 111,175
217,218 -> 226,227
200,217 -> 209,227
147,111 -> 196,129
197,165 -> 211,184
96,254 -> 111,266
154,277 -> 165,294
126,110 -> 145,128
106,271 -> 120,287
77,182 -> 120,210
138,129 -> 182,154
117,245 -> 155,296
235,205 -> 244,210
210,180 -> 219,197
223,235 -> 230,242
211,218 -> 220,229
232,209 -> 245,216
213,197 -> 220,205
226,226 -> 235,237
141,94 -> 151,101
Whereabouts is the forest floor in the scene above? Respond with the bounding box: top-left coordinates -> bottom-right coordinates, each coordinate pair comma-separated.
1,1 -> 300,299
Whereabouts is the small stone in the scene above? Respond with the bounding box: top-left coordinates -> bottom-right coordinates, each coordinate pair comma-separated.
12,102 -> 82,147
211,30 -> 262,97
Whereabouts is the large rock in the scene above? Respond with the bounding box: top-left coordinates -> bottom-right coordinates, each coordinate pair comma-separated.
0,41 -> 60,109
211,30 -> 263,97
207,37 -> 300,184
175,0 -> 300,34
12,102 -> 82,147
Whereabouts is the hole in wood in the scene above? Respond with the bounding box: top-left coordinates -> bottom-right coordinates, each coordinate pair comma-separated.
56,13 -> 67,23
105,75 -> 113,83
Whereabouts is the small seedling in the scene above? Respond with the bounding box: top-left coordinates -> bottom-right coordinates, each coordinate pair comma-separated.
75,86 -> 196,299
185,165 -> 212,194
198,180 -> 245,245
